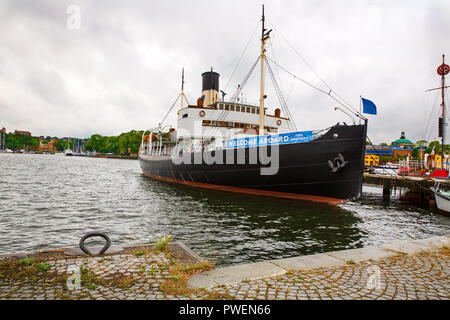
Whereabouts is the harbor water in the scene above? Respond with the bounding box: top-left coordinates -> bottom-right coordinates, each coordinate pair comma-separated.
1,153 -> 449,267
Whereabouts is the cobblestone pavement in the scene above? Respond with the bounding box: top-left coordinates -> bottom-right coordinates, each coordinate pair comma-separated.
0,248 -> 449,300
207,249 -> 450,300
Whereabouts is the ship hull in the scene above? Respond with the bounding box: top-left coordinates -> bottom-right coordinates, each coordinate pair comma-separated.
139,123 -> 367,203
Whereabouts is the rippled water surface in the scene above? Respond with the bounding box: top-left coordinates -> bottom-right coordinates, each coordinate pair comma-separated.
1,153 -> 449,266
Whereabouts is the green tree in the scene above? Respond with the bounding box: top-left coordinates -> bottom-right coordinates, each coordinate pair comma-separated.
412,147 -> 419,159
426,140 -> 441,154
85,134 -> 105,152
416,140 -> 428,147
52,139 -> 68,151
444,144 -> 450,153
6,133 -> 39,151
84,130 -> 144,155
104,136 -> 119,154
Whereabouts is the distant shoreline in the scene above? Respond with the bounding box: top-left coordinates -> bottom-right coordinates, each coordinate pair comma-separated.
0,151 -> 138,160
90,153 -> 137,160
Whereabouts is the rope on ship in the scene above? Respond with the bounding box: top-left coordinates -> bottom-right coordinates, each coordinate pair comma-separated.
209,18 -> 369,137
202,22 -> 262,139
267,19 -> 334,96
266,19 -> 364,119
206,56 -> 260,138
223,20 -> 261,94
230,57 -> 260,103
265,57 -> 297,131
265,57 -> 365,122
159,93 -> 181,127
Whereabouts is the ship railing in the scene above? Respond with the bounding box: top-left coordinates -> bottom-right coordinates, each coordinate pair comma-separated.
398,159 -> 450,171
140,128 -> 157,156
140,127 -> 176,156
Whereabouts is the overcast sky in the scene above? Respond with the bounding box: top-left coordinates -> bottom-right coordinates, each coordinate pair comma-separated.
1,0 -> 449,144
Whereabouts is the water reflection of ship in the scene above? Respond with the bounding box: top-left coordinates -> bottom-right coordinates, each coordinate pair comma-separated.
138,176 -> 364,266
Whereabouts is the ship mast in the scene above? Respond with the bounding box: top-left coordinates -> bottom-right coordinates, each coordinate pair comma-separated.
180,68 -> 185,109
439,55 -> 449,148
259,5 -> 270,136
428,54 -> 450,153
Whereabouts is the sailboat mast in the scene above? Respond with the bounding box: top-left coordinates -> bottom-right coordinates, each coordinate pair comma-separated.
259,5 -> 266,136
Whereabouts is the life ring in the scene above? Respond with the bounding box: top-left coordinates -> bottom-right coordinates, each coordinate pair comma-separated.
199,110 -> 205,117
276,119 -> 282,126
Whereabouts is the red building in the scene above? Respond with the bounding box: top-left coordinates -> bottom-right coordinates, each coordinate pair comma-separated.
15,130 -> 31,136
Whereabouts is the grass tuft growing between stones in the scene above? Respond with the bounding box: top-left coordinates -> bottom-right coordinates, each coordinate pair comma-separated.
37,262 -> 51,272
158,257 -> 226,299
0,258 -> 67,293
134,251 -> 146,257
156,234 -> 173,251
19,258 -> 35,266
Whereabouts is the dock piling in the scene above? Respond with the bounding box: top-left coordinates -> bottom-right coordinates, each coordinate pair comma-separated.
382,181 -> 391,202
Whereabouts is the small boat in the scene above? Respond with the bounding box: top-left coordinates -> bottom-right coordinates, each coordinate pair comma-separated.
64,139 -> 74,156
431,183 -> 450,213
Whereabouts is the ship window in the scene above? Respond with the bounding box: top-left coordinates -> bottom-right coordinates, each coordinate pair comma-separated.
219,104 -> 224,110
246,107 -> 250,113
182,114 -> 188,118
230,105 -> 235,111
256,109 -> 260,114
251,108 -> 255,114
225,104 -> 229,111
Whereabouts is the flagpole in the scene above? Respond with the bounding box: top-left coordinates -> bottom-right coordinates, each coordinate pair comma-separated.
359,95 -> 362,125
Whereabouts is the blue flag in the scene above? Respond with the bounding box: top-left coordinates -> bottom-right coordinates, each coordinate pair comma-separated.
362,98 -> 377,115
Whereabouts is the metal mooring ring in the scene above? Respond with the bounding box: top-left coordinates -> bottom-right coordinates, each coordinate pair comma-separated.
79,232 -> 111,255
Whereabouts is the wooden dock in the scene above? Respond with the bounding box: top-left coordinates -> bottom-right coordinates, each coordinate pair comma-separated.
363,173 -> 450,202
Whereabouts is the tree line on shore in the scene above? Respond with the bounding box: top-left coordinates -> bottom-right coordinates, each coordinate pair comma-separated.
84,130 -> 143,154
2,130 -> 144,154
2,133 -> 74,152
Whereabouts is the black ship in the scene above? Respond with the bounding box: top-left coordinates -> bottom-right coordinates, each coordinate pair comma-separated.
139,7 -> 367,205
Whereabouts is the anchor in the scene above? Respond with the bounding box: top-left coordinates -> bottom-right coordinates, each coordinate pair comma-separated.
328,153 -> 348,173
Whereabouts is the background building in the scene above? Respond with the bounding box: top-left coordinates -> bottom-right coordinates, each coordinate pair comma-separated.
14,130 -> 31,136
366,131 -> 414,160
